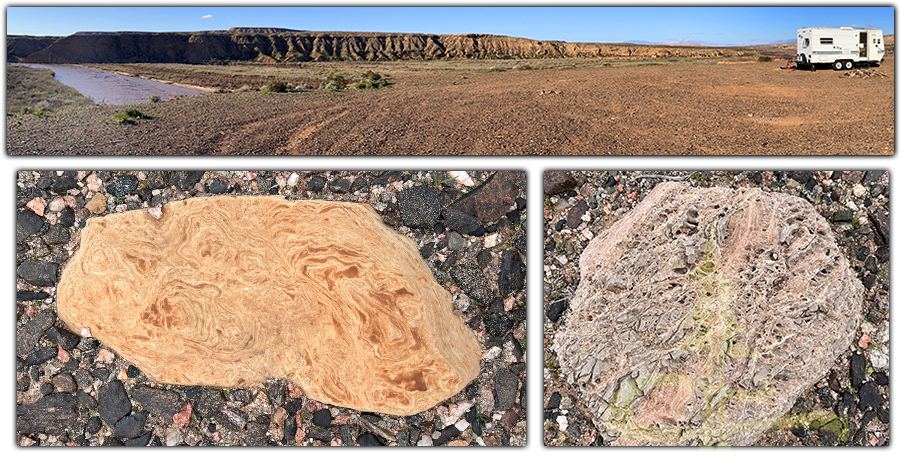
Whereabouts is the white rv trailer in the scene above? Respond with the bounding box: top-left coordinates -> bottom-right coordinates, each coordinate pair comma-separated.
796,27 -> 884,70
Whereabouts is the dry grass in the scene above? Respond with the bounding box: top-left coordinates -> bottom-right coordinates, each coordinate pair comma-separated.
6,65 -> 92,116
86,56 -> 726,90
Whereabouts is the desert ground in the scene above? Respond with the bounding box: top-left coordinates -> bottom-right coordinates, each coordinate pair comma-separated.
6,56 -> 894,155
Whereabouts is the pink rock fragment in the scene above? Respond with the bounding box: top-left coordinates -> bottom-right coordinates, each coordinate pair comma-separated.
173,401 -> 192,426
332,414 -> 352,425
57,346 -> 70,363
294,424 -> 306,444
287,383 -> 303,399
86,174 -> 102,192
47,198 -> 66,213
96,349 -> 115,363
858,334 -> 872,349
26,198 -> 47,216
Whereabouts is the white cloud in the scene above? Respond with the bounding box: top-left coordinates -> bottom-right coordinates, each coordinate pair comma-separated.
688,32 -> 702,35
202,14 -> 213,19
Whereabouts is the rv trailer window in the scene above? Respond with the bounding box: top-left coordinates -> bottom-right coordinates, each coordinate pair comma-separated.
803,38 -> 810,47
820,37 -> 833,44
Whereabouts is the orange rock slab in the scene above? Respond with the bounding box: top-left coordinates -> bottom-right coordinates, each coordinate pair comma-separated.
58,196 -> 481,416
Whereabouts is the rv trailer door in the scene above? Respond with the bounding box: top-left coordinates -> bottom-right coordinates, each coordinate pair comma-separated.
860,32 -> 869,60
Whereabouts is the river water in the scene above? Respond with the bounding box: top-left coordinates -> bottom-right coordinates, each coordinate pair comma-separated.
18,64 -> 207,105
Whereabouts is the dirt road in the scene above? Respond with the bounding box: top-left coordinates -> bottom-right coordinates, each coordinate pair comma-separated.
6,58 -> 894,155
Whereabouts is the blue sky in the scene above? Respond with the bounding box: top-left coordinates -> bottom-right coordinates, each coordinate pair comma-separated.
6,6 -> 894,46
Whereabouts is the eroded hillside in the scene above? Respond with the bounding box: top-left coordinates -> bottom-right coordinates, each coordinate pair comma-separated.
16,29 -> 758,64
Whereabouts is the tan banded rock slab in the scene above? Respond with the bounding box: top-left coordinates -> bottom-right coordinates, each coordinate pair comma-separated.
553,182 -> 864,445
58,196 -> 481,416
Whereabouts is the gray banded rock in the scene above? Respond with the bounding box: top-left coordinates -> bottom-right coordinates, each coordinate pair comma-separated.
553,182 -> 864,446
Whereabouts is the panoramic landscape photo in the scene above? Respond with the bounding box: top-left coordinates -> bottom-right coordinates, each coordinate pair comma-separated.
5,6 -> 895,156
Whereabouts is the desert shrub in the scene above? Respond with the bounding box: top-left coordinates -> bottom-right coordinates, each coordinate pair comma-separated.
113,108 -> 150,125
213,88 -> 229,94
361,70 -> 381,81
262,81 -> 288,93
353,71 -> 388,90
320,73 -> 350,91
758,56 -> 773,62
353,77 -> 388,90
149,95 -> 161,102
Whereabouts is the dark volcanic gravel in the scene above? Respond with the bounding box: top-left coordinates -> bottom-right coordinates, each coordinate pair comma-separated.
544,171 -> 889,447
15,170 -> 526,447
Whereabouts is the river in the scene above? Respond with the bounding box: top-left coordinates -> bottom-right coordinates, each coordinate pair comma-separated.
18,64 -> 208,105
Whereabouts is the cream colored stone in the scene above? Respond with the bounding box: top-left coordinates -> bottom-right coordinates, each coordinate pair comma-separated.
58,196 -> 481,416
85,194 -> 107,214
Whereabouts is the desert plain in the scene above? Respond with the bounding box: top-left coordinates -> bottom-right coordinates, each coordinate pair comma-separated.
7,48 -> 893,156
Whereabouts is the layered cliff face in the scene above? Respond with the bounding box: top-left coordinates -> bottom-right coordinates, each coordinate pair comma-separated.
6,35 -> 63,62
17,30 -> 754,64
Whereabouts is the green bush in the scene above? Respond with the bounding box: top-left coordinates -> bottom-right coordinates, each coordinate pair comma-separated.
262,81 -> 288,93
353,71 -> 388,90
113,108 -> 150,124
320,73 -> 350,91
149,95 -> 161,103
757,56 -> 773,62
361,70 -> 382,81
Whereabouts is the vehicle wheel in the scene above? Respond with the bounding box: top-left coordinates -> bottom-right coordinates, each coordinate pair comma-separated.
833,61 -> 843,70
845,60 -> 854,70
800,54 -> 807,67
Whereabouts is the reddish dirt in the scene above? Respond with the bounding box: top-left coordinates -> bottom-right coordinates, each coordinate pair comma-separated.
7,58 -> 894,155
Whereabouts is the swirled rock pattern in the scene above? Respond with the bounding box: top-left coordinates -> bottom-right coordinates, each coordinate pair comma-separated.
553,182 -> 864,445
58,196 -> 481,416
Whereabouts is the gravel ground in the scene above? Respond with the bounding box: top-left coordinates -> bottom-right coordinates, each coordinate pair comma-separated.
543,170 -> 889,446
16,170 -> 526,447
6,57 -> 893,156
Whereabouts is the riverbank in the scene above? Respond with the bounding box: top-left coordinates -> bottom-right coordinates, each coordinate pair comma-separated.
6,65 -> 92,116
14,64 -> 208,105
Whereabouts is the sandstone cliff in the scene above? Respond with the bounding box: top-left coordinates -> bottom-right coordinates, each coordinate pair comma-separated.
17,30 -> 756,64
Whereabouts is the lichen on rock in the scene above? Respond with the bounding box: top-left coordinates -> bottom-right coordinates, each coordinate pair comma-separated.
57,195 -> 481,416
553,182 -> 864,445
